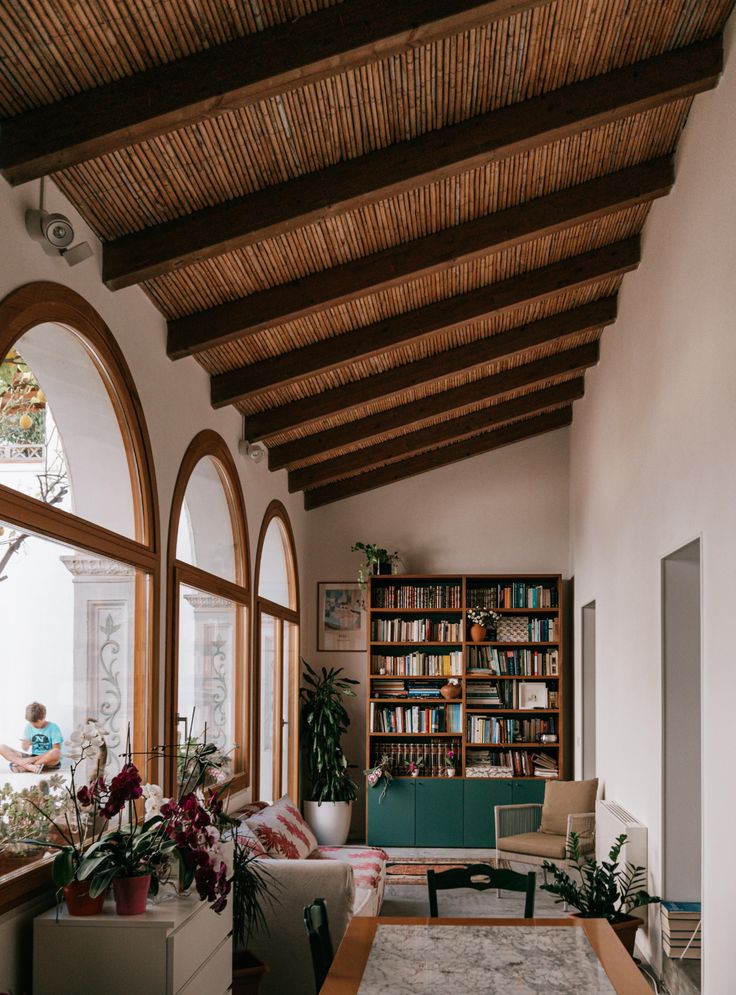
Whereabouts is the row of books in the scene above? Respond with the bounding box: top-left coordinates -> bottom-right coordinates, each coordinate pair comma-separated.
661,902 -> 701,960
467,647 -> 559,676
465,748 -> 558,777
467,583 -> 558,610
466,680 -> 558,710
371,679 -> 460,700
528,618 -> 558,641
371,618 -> 463,642
370,703 -> 462,734
371,651 -> 463,676
466,716 -> 557,744
370,738 -> 462,777
372,584 -> 462,609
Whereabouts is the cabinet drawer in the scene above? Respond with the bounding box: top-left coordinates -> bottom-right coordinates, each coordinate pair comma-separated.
169,902 -> 232,992
177,935 -> 232,995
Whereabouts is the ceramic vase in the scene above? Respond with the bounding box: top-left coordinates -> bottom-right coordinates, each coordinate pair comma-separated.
63,879 -> 106,917
113,874 -> 151,915
470,624 -> 486,643
440,682 -> 461,700
304,800 -> 352,846
446,768 -> 456,778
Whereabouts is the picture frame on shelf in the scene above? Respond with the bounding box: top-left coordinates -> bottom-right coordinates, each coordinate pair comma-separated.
318,582 -> 366,651
519,682 -> 549,710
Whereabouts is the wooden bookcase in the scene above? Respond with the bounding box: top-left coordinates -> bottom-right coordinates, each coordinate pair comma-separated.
365,573 -> 567,846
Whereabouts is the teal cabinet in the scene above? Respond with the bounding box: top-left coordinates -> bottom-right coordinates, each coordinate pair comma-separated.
512,780 -> 546,806
366,778 -> 548,847
415,779 -> 463,846
367,778 -> 415,846
463,780 -> 513,847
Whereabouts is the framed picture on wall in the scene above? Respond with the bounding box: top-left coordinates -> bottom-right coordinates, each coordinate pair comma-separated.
318,582 -> 366,652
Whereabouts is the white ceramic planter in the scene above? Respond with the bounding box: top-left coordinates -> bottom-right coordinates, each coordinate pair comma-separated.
304,801 -> 353,846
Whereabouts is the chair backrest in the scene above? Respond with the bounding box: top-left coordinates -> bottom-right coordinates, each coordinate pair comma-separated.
427,863 -> 536,919
303,897 -> 334,993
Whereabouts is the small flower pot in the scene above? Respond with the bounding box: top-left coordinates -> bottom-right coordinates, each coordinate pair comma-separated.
113,874 -> 151,916
63,880 -> 106,917
446,768 -> 456,778
410,771 -> 420,778
470,624 -> 487,643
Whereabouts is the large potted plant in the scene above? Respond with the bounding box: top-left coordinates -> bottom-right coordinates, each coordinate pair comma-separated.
230,833 -> 275,995
541,832 -> 661,955
300,660 -> 359,845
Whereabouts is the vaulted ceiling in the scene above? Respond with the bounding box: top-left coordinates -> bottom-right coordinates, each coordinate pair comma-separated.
1,0 -> 732,507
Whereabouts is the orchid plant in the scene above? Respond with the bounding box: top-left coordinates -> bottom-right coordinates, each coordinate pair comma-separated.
445,749 -> 456,769
364,753 -> 393,803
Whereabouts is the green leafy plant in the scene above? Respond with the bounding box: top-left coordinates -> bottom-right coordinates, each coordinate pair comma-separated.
230,833 -> 276,948
351,542 -> 397,589
300,660 -> 359,804
541,832 -> 661,922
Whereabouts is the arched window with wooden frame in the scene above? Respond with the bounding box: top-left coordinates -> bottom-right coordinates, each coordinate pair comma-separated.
0,282 -> 159,912
166,431 -> 250,794
254,501 -> 300,802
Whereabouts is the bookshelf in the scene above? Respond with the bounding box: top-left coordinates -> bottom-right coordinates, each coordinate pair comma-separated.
366,573 -> 568,846
367,573 -> 566,780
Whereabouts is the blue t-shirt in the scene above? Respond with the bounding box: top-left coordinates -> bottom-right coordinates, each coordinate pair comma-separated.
23,722 -> 63,755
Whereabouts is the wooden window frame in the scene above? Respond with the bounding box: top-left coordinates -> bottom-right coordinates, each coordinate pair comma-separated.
0,282 -> 160,915
165,430 -> 251,795
253,500 -> 300,801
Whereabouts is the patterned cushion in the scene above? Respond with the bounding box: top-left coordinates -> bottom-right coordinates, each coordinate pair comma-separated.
244,795 -> 318,859
315,846 -> 388,892
235,822 -> 269,859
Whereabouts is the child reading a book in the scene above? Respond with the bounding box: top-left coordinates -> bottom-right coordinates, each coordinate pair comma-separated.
0,702 -> 63,773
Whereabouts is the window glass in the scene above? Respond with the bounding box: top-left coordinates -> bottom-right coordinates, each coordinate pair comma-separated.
176,583 -> 238,777
175,457 -> 236,582
0,521 -> 148,879
0,324 -> 136,537
258,614 -> 277,802
281,620 -> 298,798
257,518 -> 293,608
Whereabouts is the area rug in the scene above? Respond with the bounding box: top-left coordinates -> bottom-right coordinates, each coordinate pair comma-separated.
386,856 -> 510,886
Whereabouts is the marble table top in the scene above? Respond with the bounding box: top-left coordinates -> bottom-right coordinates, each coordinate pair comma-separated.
356,924 -> 617,995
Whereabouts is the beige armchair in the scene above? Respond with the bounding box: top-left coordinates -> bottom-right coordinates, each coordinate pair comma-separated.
495,778 -> 599,874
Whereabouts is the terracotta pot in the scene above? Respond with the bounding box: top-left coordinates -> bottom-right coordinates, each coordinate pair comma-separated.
64,879 -> 106,917
470,624 -> 487,643
572,914 -> 639,957
440,682 -> 461,700
232,950 -> 269,995
113,874 -> 151,916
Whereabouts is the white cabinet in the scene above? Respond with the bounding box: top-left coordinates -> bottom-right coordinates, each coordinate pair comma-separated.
33,893 -> 232,995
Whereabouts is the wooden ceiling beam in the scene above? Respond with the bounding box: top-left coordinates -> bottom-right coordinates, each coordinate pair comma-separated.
103,37 -> 722,289
0,0 -> 550,185
260,339 -> 599,458
290,377 -> 584,491
303,406 -> 573,508
214,241 -> 635,409
169,158 -> 671,358
215,293 -> 615,411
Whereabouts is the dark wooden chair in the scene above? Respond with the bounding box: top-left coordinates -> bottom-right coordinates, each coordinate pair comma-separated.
427,863 -> 536,918
303,897 -> 334,993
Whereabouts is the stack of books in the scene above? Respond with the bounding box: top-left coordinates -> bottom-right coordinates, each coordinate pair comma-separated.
661,902 -> 701,960
466,681 -> 502,706
371,679 -> 407,698
531,752 -> 559,777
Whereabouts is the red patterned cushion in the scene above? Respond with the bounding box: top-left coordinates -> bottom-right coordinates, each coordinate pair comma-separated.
235,822 -> 269,858
244,795 -> 318,859
316,846 -> 388,889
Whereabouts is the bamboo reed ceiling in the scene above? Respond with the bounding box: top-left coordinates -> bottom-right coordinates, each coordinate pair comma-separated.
1,0 -> 733,505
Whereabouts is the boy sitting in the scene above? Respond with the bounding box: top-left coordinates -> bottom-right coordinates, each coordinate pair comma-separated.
0,702 -> 63,773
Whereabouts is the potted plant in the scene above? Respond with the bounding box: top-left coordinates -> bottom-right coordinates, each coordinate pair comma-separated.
351,542 -> 398,589
541,832 -> 661,955
445,749 -> 457,777
406,759 -> 423,778
0,777 -> 65,876
364,754 -> 393,802
230,832 -> 276,995
300,660 -> 359,845
467,606 -> 501,643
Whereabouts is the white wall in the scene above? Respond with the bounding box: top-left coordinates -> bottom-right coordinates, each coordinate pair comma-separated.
303,429 -> 571,835
0,173 -> 310,993
569,16 -> 736,988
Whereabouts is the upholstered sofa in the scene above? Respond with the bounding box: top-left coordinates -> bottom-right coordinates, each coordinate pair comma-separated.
232,799 -> 387,995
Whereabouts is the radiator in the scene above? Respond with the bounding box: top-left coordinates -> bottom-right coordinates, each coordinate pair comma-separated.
595,800 -> 649,926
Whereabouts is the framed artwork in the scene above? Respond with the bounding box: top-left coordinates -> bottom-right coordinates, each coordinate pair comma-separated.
519,682 -> 549,710
317,582 -> 366,652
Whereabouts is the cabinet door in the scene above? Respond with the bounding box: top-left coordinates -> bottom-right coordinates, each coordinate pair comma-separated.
415,778 -> 464,846
367,778 -> 415,846
512,780 -> 547,806
463,780 -> 513,847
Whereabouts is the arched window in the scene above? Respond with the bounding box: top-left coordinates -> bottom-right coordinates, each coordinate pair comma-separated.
254,501 -> 299,801
167,432 -> 250,793
0,283 -> 158,903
